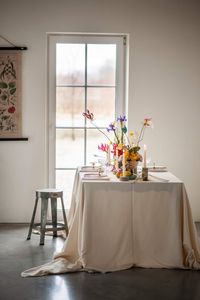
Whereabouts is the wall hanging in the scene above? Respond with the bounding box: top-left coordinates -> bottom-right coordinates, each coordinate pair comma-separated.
0,35 -> 28,141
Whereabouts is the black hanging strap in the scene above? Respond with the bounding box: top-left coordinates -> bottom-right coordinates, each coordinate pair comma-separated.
0,35 -> 27,51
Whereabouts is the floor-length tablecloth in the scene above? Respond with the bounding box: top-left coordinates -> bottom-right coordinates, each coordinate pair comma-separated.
21,171 -> 200,277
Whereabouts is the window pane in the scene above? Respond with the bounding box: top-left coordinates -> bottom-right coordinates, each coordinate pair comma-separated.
56,44 -> 85,85
56,169 -> 76,209
87,44 -> 116,86
87,87 -> 115,127
56,129 -> 84,168
56,87 -> 85,127
86,129 -> 110,164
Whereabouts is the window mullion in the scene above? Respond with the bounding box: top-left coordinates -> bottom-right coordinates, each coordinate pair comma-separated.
84,43 -> 88,165
57,84 -> 116,88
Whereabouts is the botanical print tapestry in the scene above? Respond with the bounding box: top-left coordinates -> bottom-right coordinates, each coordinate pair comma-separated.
0,51 -> 21,137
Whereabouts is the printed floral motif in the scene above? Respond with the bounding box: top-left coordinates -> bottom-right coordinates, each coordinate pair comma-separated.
0,55 -> 19,134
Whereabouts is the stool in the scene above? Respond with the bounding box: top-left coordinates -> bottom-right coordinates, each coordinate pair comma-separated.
27,189 -> 69,245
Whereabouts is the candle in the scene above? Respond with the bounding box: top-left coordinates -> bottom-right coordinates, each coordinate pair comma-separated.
143,144 -> 147,168
107,144 -> 110,165
115,147 -> 119,171
122,148 -> 126,177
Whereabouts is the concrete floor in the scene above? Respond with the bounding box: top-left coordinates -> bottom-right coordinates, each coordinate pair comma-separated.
0,224 -> 200,300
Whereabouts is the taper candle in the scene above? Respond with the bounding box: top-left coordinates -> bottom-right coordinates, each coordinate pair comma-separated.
115,148 -> 119,171
107,144 -> 111,165
122,148 -> 126,177
144,144 -> 147,168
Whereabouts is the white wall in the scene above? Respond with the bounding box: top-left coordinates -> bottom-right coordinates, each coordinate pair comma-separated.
0,0 -> 200,222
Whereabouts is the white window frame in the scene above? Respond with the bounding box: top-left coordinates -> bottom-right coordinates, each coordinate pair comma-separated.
46,33 -> 129,188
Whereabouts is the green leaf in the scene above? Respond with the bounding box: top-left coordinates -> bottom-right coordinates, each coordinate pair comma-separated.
0,82 -> 8,89
122,126 -> 127,134
1,95 -> 7,101
133,146 -> 140,153
8,82 -> 16,89
129,146 -> 140,153
10,88 -> 16,95
2,115 -> 9,120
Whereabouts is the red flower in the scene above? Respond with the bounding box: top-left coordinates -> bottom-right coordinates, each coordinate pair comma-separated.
8,106 -> 15,114
82,109 -> 94,121
112,144 -> 123,156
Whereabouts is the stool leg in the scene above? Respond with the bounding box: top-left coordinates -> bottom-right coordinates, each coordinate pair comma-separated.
40,198 -> 48,245
27,197 -> 39,240
51,197 -> 57,237
60,196 -> 69,236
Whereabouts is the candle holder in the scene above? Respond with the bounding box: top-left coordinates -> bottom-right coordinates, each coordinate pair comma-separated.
98,167 -> 104,176
119,176 -> 129,181
142,167 -> 148,181
91,162 -> 95,169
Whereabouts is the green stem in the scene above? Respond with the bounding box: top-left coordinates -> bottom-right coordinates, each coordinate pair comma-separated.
114,130 -> 120,144
120,121 -> 123,144
126,133 -> 131,147
91,121 -> 112,143
137,125 -> 145,146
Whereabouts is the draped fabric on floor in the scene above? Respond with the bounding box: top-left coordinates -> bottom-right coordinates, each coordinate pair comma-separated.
21,171 -> 200,277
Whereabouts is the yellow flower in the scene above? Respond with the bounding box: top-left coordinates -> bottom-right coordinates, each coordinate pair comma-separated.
124,149 -> 130,159
129,131 -> 134,137
125,170 -> 132,177
130,153 -> 137,160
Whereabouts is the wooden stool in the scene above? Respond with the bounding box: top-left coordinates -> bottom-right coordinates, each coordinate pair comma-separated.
27,189 -> 68,245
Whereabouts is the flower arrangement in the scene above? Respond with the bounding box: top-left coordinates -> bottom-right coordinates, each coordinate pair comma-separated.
83,109 -> 152,179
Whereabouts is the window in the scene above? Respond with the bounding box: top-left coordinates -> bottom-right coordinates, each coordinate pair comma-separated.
48,34 -> 127,209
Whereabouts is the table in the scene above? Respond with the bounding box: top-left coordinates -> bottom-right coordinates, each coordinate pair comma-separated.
22,170 -> 200,277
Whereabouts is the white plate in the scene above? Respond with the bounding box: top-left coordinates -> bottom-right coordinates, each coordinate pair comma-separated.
83,174 -> 110,180
80,166 -> 99,172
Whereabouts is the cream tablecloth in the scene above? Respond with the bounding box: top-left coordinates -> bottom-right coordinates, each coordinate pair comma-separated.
22,171 -> 200,277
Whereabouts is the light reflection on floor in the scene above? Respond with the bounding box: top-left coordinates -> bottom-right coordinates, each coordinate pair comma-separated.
50,275 -> 71,300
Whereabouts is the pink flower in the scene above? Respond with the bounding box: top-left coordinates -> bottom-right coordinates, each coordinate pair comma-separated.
98,143 -> 109,153
143,118 -> 152,127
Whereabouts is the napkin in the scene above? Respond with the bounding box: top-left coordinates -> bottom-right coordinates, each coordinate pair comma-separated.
83,174 -> 110,180
148,166 -> 167,172
148,173 -> 169,182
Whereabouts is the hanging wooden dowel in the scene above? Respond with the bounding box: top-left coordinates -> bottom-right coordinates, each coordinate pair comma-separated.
0,46 -> 28,51
0,137 -> 29,141
0,35 -> 27,51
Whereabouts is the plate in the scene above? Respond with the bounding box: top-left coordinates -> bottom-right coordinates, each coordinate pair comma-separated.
83,174 -> 110,180
80,166 -> 99,172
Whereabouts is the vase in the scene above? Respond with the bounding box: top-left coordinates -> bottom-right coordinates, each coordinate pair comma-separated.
126,159 -> 138,174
